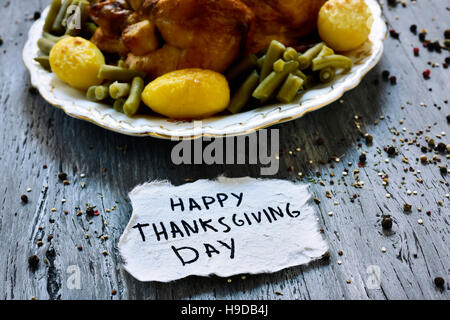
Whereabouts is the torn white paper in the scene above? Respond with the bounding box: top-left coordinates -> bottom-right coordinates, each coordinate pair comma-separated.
119,177 -> 328,282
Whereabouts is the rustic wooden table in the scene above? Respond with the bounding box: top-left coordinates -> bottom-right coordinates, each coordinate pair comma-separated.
0,0 -> 449,300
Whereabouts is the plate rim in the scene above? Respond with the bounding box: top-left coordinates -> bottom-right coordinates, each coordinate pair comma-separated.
23,0 -> 386,140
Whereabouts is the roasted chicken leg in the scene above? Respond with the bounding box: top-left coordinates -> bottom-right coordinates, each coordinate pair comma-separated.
125,0 -> 254,78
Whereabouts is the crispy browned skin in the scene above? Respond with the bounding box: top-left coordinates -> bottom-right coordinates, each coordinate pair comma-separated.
125,0 -> 254,78
242,0 -> 326,53
88,0 -> 324,76
88,0 -> 134,54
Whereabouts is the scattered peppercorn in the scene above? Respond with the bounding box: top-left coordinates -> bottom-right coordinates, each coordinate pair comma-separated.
112,289 -> 117,295
403,203 -> 412,212
410,24 -> 417,35
387,0 -> 397,7
28,255 -> 40,272
445,30 -> 450,39
389,29 -> 400,39
63,180 -> 70,185
434,277 -> 445,289
359,153 -> 367,164
436,142 -> 446,153
21,194 -> 28,203
382,70 -> 390,80
382,216 -> 393,230
389,76 -> 397,85
419,32 -> 427,42
387,146 -> 397,156
33,11 -> 41,20
77,245 -> 83,251
58,172 -> 67,180
86,206 -> 96,216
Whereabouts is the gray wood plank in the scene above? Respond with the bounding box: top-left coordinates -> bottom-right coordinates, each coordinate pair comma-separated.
0,0 -> 448,300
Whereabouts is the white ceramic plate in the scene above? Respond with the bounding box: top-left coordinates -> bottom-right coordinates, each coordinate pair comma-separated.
23,0 -> 386,139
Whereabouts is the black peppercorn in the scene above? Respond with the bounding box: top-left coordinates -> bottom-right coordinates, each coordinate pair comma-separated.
419,32 -> 426,42
382,70 -> 390,80
389,29 -> 400,39
21,194 -> 28,203
33,11 -> 41,20
382,216 -> 393,230
389,76 -> 397,85
436,142 -> 446,153
410,24 -> 417,34
387,146 -> 396,156
28,255 -> 40,272
359,153 -> 367,164
434,277 -> 445,289
387,0 -> 397,7
58,172 -> 67,180
444,29 -> 450,39
86,206 -> 95,216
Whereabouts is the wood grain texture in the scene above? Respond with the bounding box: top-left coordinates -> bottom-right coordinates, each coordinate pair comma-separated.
0,0 -> 448,300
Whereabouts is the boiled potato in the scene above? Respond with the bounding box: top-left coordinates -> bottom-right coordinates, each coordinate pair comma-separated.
50,36 -> 105,90
141,69 -> 230,119
318,0 -> 373,52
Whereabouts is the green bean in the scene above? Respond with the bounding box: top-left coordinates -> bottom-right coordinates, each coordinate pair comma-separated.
113,99 -> 126,113
42,32 -> 63,43
228,70 -> 260,114
297,42 -> 324,70
37,38 -> 55,55
94,85 -> 110,101
293,69 -> 307,81
66,0 -> 89,36
253,60 -> 299,101
97,65 -> 146,82
117,59 -> 126,68
260,40 -> 286,82
86,86 -> 99,102
256,55 -> 266,69
283,47 -> 298,61
123,77 -> 144,117
226,54 -> 258,83
317,46 -> 334,58
319,67 -> 336,83
311,55 -> 353,71
85,22 -> 98,37
52,0 -> 72,35
273,59 -> 286,73
43,0 -> 62,33
109,81 -> 131,99
276,74 -> 304,103
303,75 -> 317,89
34,56 -> 51,71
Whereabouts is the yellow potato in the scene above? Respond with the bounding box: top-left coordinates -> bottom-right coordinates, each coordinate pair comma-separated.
318,0 -> 373,52
141,69 -> 230,119
50,37 -> 105,90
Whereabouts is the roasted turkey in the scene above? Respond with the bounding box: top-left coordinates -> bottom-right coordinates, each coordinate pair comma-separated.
88,0 -> 325,78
